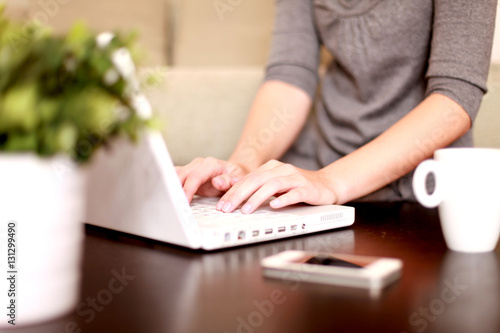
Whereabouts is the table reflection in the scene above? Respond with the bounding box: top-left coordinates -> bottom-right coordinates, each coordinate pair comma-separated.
165,229 -> 356,333
422,251 -> 500,333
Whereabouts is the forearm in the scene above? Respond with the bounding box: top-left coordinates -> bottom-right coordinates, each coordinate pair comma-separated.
323,93 -> 471,204
229,80 -> 312,171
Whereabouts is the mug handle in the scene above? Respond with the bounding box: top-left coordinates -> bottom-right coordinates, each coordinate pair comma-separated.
412,159 -> 443,208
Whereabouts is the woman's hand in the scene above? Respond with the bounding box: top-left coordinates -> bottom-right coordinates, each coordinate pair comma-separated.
176,157 -> 249,203
216,160 -> 338,214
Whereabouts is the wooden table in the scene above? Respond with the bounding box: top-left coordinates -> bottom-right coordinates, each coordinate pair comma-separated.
14,202 -> 500,333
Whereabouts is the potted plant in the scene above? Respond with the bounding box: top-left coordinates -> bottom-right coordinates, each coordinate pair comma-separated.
0,7 -> 154,327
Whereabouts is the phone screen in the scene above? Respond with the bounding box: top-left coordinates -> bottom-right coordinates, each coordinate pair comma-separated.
304,254 -> 364,269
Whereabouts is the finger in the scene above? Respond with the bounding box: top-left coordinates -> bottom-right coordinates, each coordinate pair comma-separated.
196,182 -> 225,197
181,158 -> 230,201
212,162 -> 250,192
183,176 -> 208,202
270,188 -> 306,209
218,163 -> 295,213
176,158 -> 203,185
212,174 -> 232,191
218,170 -> 273,212
241,176 -> 297,214
229,176 -> 242,186
221,162 -> 282,199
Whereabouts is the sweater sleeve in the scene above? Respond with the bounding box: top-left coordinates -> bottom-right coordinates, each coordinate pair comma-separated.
425,0 -> 497,121
264,0 -> 321,99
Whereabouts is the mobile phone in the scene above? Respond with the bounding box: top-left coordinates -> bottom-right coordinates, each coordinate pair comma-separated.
261,250 -> 402,290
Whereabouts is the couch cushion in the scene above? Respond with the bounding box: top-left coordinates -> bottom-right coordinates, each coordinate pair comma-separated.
144,67 -> 264,165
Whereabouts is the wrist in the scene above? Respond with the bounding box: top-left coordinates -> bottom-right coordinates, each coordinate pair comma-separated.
226,156 -> 253,176
318,167 -> 350,205
228,151 -> 264,173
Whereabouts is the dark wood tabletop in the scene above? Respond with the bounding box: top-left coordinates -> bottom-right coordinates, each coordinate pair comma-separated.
12,202 -> 500,333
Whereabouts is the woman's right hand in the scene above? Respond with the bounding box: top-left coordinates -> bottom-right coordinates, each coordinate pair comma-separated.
176,157 -> 249,203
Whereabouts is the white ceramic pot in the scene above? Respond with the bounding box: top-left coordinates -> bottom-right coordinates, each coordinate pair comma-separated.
0,154 -> 86,327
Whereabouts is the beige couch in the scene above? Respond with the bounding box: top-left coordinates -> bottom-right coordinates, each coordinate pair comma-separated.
2,0 -> 274,66
4,0 -> 499,166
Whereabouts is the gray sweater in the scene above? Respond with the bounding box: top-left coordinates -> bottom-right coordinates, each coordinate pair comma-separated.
265,0 -> 497,201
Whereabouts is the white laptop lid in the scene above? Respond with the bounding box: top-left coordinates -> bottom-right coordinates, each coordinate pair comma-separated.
86,131 -> 203,248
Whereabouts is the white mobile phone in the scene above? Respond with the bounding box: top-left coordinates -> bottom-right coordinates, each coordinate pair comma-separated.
261,250 -> 402,291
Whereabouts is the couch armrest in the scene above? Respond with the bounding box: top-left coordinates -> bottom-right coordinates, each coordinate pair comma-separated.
474,64 -> 500,148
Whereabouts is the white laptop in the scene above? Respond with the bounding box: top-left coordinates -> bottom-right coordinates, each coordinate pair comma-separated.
86,131 -> 355,250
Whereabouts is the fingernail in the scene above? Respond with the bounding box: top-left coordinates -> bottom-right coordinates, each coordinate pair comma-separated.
222,201 -> 232,213
216,200 -> 225,211
270,198 -> 281,208
213,177 -> 225,188
242,203 -> 252,214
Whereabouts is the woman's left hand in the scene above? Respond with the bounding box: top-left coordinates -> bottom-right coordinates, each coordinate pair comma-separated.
216,160 -> 338,214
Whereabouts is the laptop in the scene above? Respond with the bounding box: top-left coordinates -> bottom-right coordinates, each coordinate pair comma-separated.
86,131 -> 355,250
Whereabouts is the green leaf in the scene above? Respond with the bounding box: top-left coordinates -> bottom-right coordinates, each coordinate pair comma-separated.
0,10 -> 158,164
2,132 -> 37,152
0,83 -> 39,132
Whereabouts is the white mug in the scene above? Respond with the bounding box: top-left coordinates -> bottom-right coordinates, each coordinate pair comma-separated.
412,148 -> 500,252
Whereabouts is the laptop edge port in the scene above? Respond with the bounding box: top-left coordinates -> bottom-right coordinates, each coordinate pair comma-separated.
238,231 -> 245,240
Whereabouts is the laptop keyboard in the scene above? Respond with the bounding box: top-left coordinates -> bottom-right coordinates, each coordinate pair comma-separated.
189,196 -> 305,245
190,196 -> 294,223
